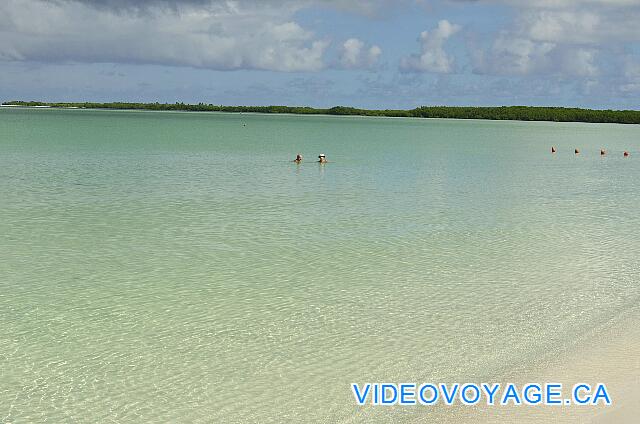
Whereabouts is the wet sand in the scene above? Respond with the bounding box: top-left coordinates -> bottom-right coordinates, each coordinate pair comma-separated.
463,307 -> 640,423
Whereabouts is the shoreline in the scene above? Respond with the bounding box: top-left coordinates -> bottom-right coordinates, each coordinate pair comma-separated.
3,104 -> 640,127
457,305 -> 640,423
3,102 -> 640,125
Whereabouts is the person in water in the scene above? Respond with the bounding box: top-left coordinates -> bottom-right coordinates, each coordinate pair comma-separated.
293,154 -> 303,163
318,153 -> 327,163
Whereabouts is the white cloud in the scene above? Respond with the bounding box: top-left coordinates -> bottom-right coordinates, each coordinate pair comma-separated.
400,20 -> 461,73
468,0 -> 640,78
494,0 -> 638,9
473,34 -> 599,78
473,0 -> 640,45
339,38 -> 381,69
619,58 -> 640,93
0,0 -> 329,72
518,8 -> 640,45
560,48 -> 598,77
524,10 -> 600,44
474,36 -> 554,75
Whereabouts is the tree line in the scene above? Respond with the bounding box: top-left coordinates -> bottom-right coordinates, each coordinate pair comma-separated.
4,101 -> 640,124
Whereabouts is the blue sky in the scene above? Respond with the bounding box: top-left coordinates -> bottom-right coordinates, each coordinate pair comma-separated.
1,0 -> 639,109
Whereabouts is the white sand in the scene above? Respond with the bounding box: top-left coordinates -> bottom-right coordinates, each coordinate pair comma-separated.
460,307 -> 640,423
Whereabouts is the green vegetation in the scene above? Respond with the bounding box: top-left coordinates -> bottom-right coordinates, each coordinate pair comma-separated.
3,101 -> 640,124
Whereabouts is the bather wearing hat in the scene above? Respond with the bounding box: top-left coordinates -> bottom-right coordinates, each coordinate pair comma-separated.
318,153 -> 328,163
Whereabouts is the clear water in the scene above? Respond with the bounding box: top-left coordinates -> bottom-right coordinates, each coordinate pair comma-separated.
1,108 -> 639,422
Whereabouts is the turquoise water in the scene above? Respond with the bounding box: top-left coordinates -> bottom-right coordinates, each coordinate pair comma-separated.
1,108 -> 639,422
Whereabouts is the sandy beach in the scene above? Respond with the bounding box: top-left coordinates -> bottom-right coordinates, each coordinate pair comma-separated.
455,306 -> 640,423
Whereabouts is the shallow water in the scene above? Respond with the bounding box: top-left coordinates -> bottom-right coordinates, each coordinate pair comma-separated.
1,108 -> 639,422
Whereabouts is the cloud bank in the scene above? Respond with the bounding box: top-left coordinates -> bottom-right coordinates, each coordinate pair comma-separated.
1,0 -> 640,106
0,0 -> 331,71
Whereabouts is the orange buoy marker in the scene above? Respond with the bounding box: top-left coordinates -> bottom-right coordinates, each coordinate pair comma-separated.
575,148 -> 580,154
600,149 -> 606,156
551,147 -> 557,153
624,151 -> 630,157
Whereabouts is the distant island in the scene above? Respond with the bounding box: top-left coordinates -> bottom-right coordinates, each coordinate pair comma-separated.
3,101 -> 640,125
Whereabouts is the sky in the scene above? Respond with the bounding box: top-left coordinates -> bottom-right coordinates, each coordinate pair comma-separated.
1,0 -> 639,109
